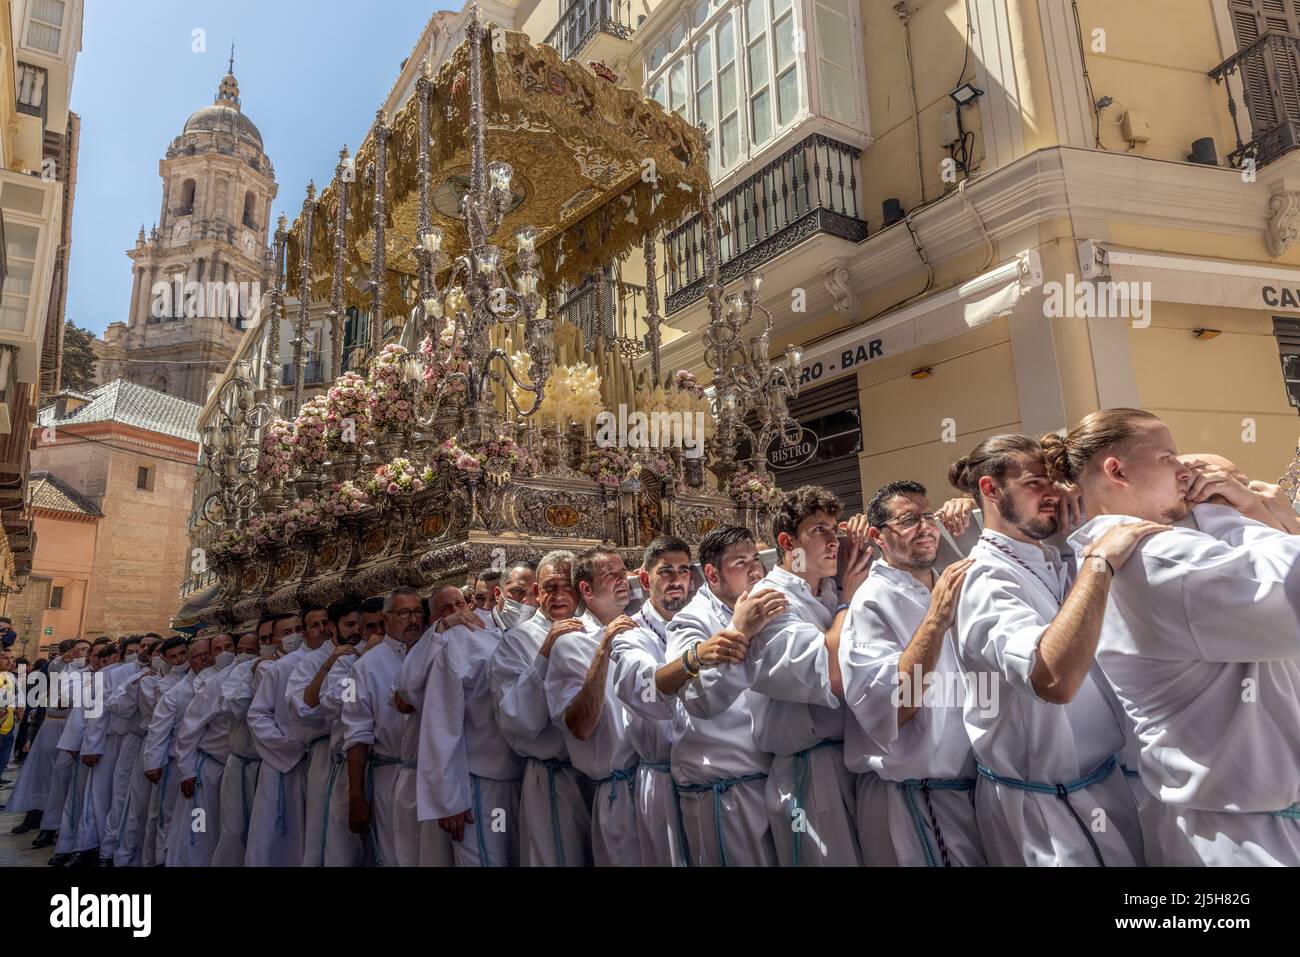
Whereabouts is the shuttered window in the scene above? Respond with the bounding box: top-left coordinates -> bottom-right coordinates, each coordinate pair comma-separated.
1229,0 -> 1300,136
1272,316 -> 1300,411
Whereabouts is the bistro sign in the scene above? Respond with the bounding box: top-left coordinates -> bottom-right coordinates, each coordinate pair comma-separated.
766,426 -> 820,470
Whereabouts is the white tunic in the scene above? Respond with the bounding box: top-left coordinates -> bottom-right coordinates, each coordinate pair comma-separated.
954,530 -> 1142,866
840,560 -> 984,866
393,625 -> 454,867
1070,504 -> 1300,866
244,649 -> 309,867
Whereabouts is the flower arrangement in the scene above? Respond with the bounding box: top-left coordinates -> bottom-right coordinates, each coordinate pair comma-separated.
256,419 -> 294,482
674,369 -> 706,400
511,353 -> 604,430
209,525 -> 255,560
460,437 -> 538,482
323,480 -> 371,517
634,374 -> 715,445
419,319 -> 468,394
727,469 -> 781,508
579,445 -> 634,488
430,437 -> 470,478
245,512 -> 285,547
368,343 -> 415,430
291,397 -> 329,472
325,371 -> 372,450
634,450 -> 687,493
366,457 -> 436,499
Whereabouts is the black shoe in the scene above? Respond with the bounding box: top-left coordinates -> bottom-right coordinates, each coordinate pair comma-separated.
30,829 -> 56,849
98,858 -> 114,868
10,810 -> 42,834
47,853 -> 74,867
71,849 -> 100,868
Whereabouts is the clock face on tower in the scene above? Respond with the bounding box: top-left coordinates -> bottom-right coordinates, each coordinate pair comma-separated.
171,219 -> 192,243
241,228 -> 258,257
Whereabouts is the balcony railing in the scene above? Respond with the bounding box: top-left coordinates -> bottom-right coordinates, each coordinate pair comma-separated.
664,133 -> 867,314
1210,32 -> 1300,169
282,356 -> 325,386
555,269 -> 646,354
545,0 -> 634,62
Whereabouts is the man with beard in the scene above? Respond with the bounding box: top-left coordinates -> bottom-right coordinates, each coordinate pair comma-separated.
840,481 -> 980,866
1052,410 -> 1300,865
544,546 -> 642,865
210,618 -> 276,866
747,487 -> 871,867
608,536 -> 693,866
68,637 -> 139,866
665,526 -> 786,866
490,549 -> 597,866
361,597 -> 386,643
950,433 -> 1160,866
143,637 -> 217,865
291,599 -> 366,866
244,610 -> 312,866
343,587 -> 421,866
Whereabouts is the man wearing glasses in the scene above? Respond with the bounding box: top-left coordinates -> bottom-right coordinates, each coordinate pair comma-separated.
839,481 -> 983,866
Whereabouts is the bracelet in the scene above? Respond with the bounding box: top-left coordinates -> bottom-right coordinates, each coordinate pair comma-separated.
681,645 -> 699,678
835,602 -> 851,614
1085,553 -> 1116,577
688,643 -> 702,671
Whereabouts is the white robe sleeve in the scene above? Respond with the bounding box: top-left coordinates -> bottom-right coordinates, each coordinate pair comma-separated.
543,633 -> 591,725
108,671 -> 143,719
750,607 -> 840,708
610,629 -> 676,721
173,679 -> 222,780
341,663 -> 378,753
840,594 -> 916,756
80,675 -> 113,757
217,664 -> 255,719
417,637 -> 473,819
57,702 -> 86,752
141,685 -> 182,772
246,663 -> 305,773
490,633 -> 554,741
956,564 -> 1050,699
664,611 -> 755,719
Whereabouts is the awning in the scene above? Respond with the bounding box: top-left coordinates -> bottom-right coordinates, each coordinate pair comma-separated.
171,581 -> 221,630
792,249 -> 1044,386
1083,242 -> 1300,313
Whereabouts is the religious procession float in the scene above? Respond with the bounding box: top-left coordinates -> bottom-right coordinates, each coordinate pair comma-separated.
192,12 -> 808,628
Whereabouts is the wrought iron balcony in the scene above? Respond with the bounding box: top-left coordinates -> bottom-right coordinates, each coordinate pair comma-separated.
664,133 -> 868,315
282,355 -> 325,386
1209,32 -> 1300,169
545,0 -> 635,63
555,268 -> 646,356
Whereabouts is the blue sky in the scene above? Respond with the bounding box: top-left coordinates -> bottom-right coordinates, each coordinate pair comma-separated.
68,0 -> 443,337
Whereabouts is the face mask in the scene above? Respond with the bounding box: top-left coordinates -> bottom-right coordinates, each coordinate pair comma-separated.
215,651 -> 235,670
499,597 -> 537,631
279,632 -> 303,654
258,643 -> 277,659
236,651 -> 258,664
150,655 -> 164,671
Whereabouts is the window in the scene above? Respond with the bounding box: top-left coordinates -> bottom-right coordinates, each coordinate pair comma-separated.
812,0 -> 855,125
0,223 -> 40,332
137,466 -> 153,491
646,0 -> 814,179
49,585 -> 63,610
24,0 -> 65,54
16,63 -> 47,117
178,179 -> 196,215
1273,317 -> 1300,411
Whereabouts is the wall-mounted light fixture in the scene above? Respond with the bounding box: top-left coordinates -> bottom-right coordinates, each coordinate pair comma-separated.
910,366 -> 933,380
1192,328 -> 1221,340
950,83 -> 983,107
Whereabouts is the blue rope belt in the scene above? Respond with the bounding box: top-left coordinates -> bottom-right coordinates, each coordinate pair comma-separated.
366,753 -> 401,867
790,739 -> 842,867
234,754 -> 261,843
1273,804 -> 1300,820
189,750 -> 218,848
897,777 -> 974,867
156,761 -> 171,832
642,761 -> 691,868
526,755 -> 572,867
677,772 -> 768,868
594,762 -> 640,805
470,774 -> 491,866
274,768 -> 288,836
976,754 -> 1117,866
319,753 -> 346,864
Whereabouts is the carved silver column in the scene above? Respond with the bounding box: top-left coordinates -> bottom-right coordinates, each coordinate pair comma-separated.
643,231 -> 662,384
267,215 -> 287,389
368,109 -> 391,356
293,182 -> 316,411
328,147 -> 350,377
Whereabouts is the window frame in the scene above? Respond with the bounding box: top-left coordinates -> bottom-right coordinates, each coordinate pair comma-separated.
24,0 -> 67,57
49,584 -> 63,610
137,465 -> 153,491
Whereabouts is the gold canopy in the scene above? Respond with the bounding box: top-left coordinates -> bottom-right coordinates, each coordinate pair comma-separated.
286,27 -> 710,315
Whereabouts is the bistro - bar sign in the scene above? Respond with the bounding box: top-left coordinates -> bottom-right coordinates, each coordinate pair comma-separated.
766,426 -> 819,470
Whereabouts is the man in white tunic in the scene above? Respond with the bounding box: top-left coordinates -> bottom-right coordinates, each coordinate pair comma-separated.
544,546 -> 642,866
609,536 -> 693,866
281,604 -> 339,866
109,637 -> 174,866
244,611 -> 311,866
664,525 -> 784,866
950,432 -> 1160,866
419,606 -> 524,865
841,481 -> 981,866
51,639 -> 113,866
143,637 -> 213,864
169,632 -> 247,866
31,641 -> 90,853
79,636 -> 143,865
1050,409 -> 1300,865
490,549 -> 595,866
342,587 -> 419,866
210,618 -> 277,867
748,486 -> 871,866
392,585 -> 477,867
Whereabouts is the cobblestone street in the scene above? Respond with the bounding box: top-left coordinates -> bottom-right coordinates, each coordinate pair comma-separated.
0,774 -> 56,868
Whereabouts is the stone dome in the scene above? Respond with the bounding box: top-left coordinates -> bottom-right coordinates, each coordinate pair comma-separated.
182,71 -> 262,147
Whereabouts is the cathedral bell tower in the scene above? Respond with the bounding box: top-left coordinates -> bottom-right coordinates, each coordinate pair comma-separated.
97,57 -> 278,405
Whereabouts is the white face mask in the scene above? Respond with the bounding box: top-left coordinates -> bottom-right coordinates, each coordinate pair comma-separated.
214,650 -> 236,670
498,597 -> 538,631
150,655 -> 164,672
236,651 -> 258,664
279,632 -> 303,654
258,643 -> 277,659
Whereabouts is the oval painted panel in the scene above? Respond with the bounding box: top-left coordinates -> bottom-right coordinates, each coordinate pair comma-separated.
546,504 -> 579,528
696,516 -> 718,535
421,514 -> 446,538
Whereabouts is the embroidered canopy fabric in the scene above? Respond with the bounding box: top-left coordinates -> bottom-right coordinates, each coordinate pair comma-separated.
286,27 -> 710,314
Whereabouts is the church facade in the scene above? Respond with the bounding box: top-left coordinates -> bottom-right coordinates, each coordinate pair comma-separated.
95,63 -> 277,406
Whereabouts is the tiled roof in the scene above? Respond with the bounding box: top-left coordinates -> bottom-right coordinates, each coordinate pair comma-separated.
36,379 -> 201,444
27,471 -> 102,517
